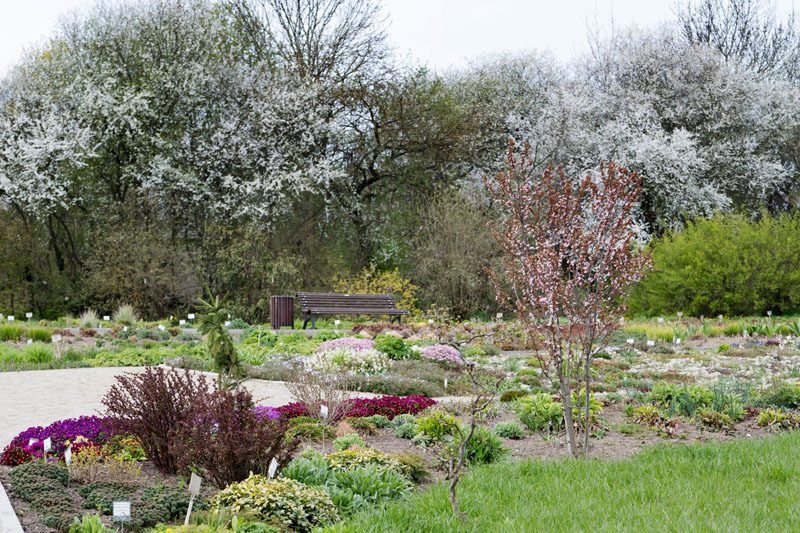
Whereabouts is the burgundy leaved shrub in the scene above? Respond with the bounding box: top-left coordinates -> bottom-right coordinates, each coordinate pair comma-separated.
170,387 -> 300,488
102,366 -> 212,474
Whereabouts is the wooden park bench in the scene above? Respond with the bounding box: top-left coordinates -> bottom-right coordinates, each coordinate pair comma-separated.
296,292 -> 409,329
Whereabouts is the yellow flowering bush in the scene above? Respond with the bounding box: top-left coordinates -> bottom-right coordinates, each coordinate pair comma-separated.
333,268 -> 419,314
325,448 -> 410,477
210,474 -> 338,531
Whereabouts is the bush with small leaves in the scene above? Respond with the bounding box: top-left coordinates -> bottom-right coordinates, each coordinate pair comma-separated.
343,417 -> 378,436
493,421 -> 524,439
141,485 -> 205,519
457,427 -> 509,465
366,414 -> 391,428
79,482 -> 138,514
373,335 -> 410,360
211,474 -> 339,531
499,390 -> 527,403
392,414 -> 415,426
394,423 -> 417,439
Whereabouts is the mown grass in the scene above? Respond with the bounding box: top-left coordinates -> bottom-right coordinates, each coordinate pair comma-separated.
328,433 -> 800,532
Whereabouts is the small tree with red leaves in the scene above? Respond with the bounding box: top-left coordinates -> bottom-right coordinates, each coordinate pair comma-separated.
486,141 -> 652,458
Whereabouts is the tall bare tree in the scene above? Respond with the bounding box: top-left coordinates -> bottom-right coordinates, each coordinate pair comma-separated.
676,0 -> 800,77
225,0 -> 389,82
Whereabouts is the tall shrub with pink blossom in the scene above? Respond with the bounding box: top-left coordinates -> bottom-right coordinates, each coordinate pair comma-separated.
421,344 -> 464,368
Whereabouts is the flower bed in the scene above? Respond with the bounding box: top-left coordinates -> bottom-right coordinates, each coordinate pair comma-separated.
276,395 -> 436,421
0,416 -> 120,465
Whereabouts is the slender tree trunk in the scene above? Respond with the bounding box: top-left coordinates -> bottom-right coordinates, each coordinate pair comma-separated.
558,365 -> 577,457
583,355 -> 592,458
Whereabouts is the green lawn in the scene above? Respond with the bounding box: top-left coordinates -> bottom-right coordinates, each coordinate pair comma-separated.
327,432 -> 800,532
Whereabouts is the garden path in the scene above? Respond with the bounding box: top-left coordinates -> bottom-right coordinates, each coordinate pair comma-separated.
0,367 -> 470,447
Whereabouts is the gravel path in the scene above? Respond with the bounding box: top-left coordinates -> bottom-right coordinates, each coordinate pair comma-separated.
0,367 -> 470,448
0,367 -> 298,448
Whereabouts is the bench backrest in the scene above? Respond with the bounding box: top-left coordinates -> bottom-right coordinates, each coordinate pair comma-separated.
297,292 -> 398,311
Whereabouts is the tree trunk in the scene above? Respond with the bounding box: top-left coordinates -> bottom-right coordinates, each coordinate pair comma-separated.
558,366 -> 577,457
583,357 -> 592,458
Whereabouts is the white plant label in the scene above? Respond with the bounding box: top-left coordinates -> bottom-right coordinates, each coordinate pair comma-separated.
767,311 -> 773,316
620,317 -> 625,324
179,320 -> 185,325
25,312 -> 32,318
647,340 -> 656,347
7,316 -> 13,321
677,312 -> 683,318
64,446 -> 72,466
444,378 -> 448,390
657,317 -> 664,323
334,319 -> 341,326
28,438 -> 38,446
718,315 -> 723,320
227,313 -> 231,319
268,458 -> 279,479
27,339 -> 32,345
224,321 -> 231,327
188,313 -> 196,320
428,319 -> 433,324
320,405 -> 329,420
158,325 -> 166,331
52,334 -> 62,343
626,338 -> 634,345
43,438 -> 52,452
676,338 -> 682,345
112,501 -> 131,522
496,313 -> 503,320
188,473 -> 202,496
123,326 -> 128,332
103,315 -> 110,321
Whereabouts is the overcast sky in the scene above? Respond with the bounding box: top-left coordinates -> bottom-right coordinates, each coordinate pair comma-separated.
0,0 -> 797,75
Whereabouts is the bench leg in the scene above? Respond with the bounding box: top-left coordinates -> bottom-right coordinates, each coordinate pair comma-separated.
312,315 -> 316,330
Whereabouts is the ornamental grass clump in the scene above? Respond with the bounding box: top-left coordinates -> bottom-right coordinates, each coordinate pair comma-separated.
420,344 -> 463,368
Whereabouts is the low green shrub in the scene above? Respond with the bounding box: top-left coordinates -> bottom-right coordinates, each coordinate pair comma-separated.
23,342 -> 53,363
0,323 -> 25,341
79,482 -> 138,514
391,414 -> 415,426
517,393 -> 563,433
458,427 -> 509,465
333,434 -> 366,451
142,485 -> 204,519
68,514 -> 115,533
373,335 -> 410,360
393,423 -> 417,439
28,327 -> 53,343
211,474 -> 339,531
499,390 -> 527,403
10,460 -> 69,485
757,408 -> 800,430
326,448 -> 410,477
415,413 -> 460,441
493,421 -> 524,439
366,415 -> 391,428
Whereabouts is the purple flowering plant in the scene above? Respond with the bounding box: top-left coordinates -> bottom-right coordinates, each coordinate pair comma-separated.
315,337 -> 375,353
420,344 -> 464,368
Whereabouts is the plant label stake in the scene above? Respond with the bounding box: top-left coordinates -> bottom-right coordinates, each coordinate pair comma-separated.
320,405 -> 329,455
158,324 -> 166,331
224,321 -> 231,327
268,458 -> 279,479
444,378 -> 448,394
626,338 -> 634,345
8,316 -> 14,321
27,339 -> 32,345
657,317 -> 664,324
179,319 -> 185,325
123,326 -> 128,332
647,340 -> 655,347
64,446 -> 72,488
184,473 -> 202,526
113,501 -> 131,533
103,315 -> 110,321
43,437 -> 52,462
28,438 -> 38,447
188,313 -> 196,320
334,319 -> 341,327
25,312 -> 32,319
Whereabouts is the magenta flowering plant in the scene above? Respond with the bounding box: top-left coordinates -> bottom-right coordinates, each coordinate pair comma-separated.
315,337 -> 375,353
254,406 -> 282,420
276,395 -> 436,421
421,344 -> 464,368
1,415 -> 121,465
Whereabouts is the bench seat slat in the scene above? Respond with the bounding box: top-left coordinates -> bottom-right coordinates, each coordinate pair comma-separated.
307,307 -> 408,315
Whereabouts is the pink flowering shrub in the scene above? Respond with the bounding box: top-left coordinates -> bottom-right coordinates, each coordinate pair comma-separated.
421,344 -> 464,368
276,395 -> 436,421
315,337 -> 375,353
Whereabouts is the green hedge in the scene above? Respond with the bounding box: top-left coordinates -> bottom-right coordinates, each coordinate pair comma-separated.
630,213 -> 800,317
